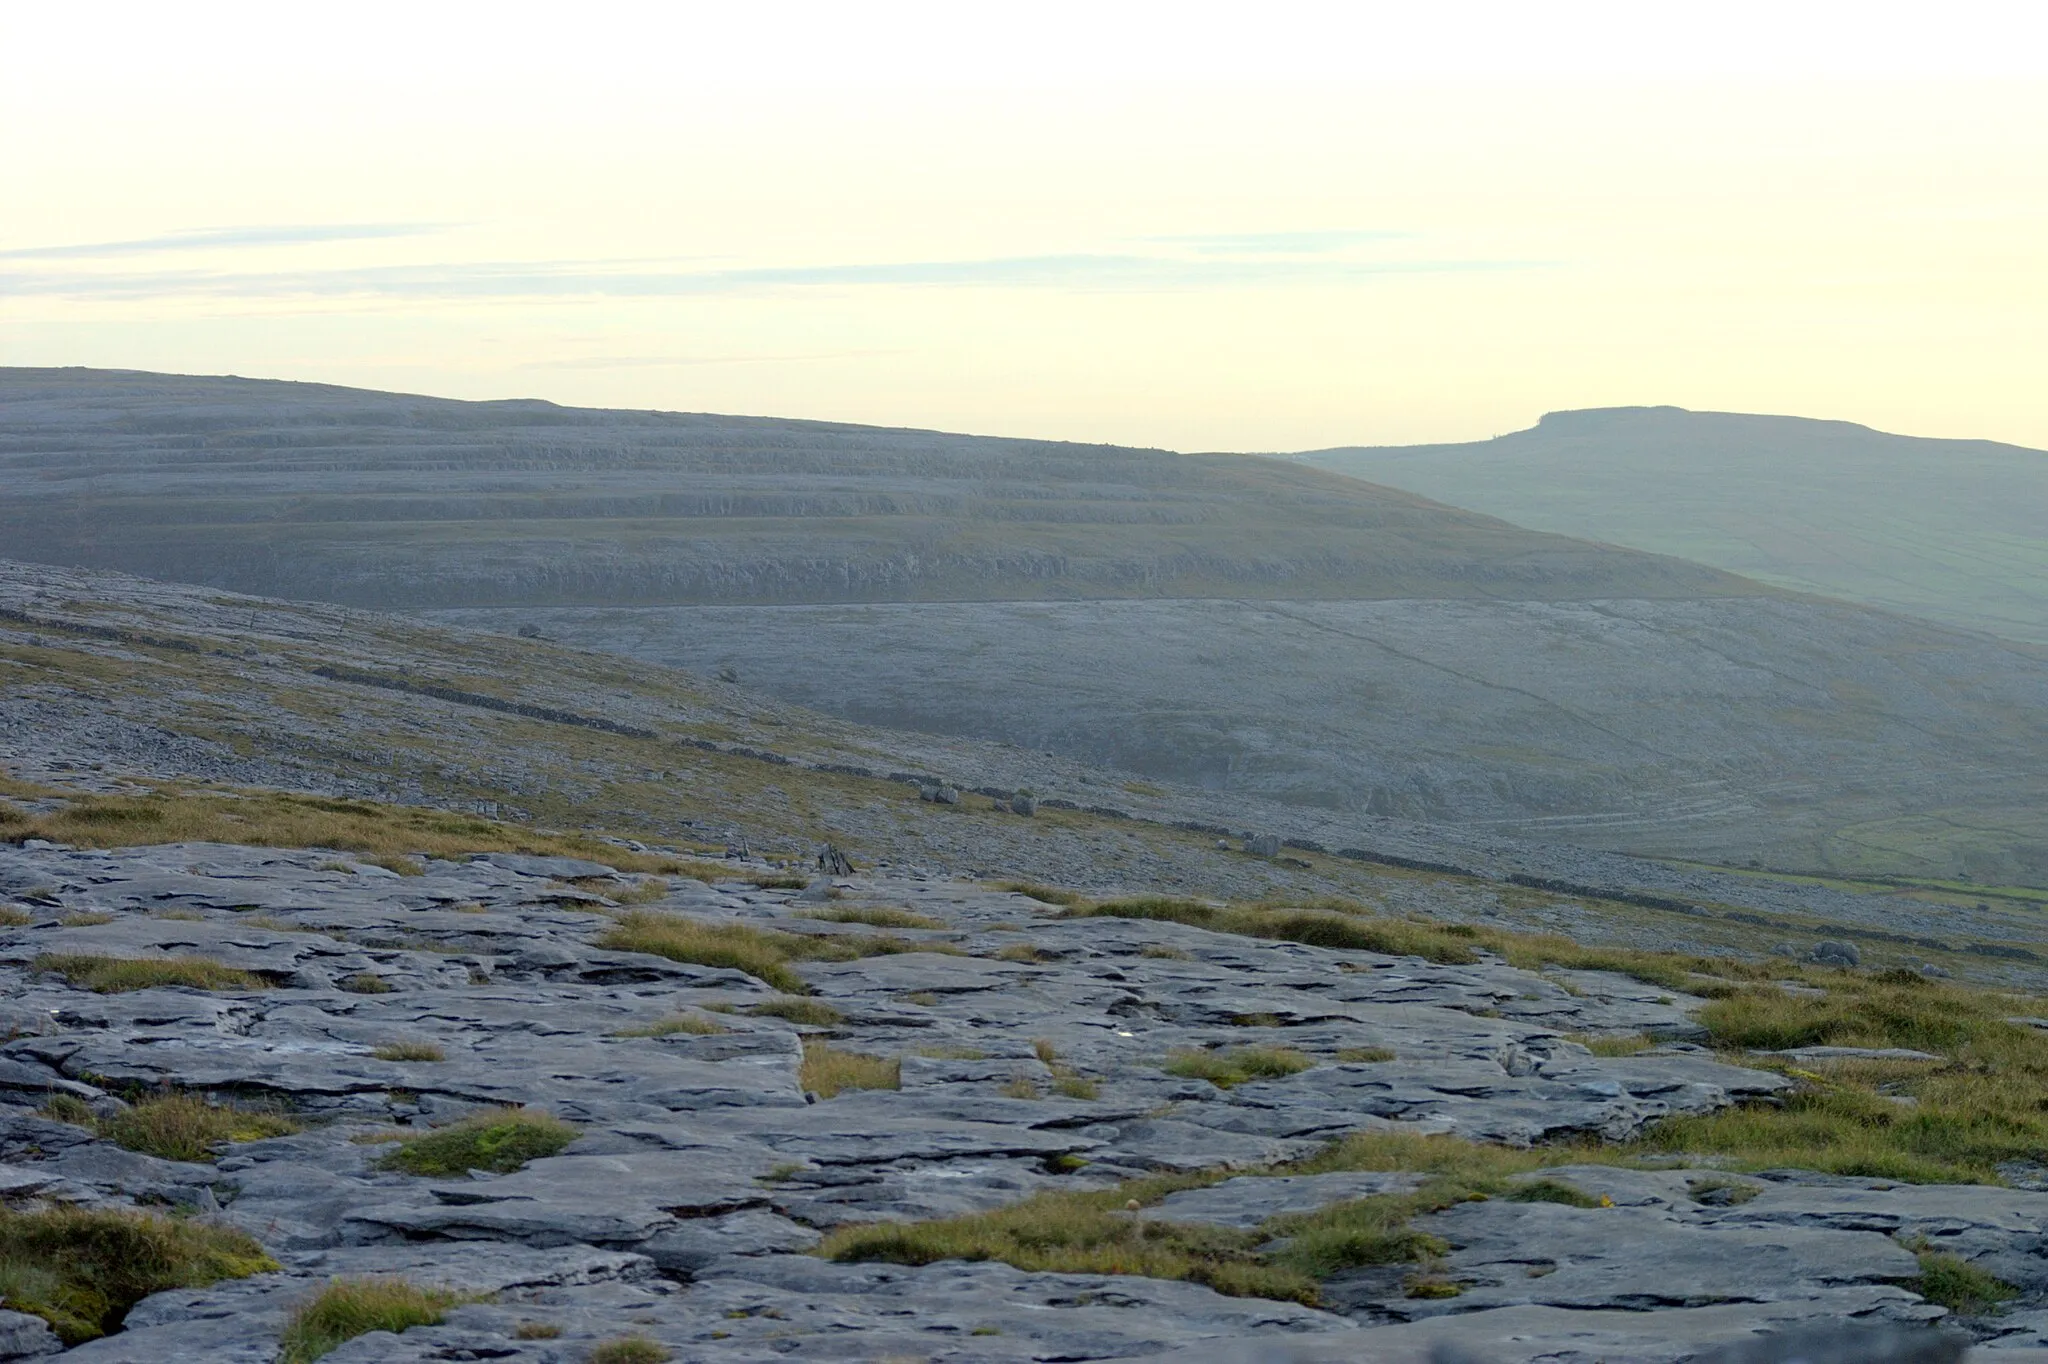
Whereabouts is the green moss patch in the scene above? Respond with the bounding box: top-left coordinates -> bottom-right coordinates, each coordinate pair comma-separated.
42,1092 -> 300,1163
32,953 -> 265,993
0,1205 -> 279,1344
376,1107 -> 577,1176
1164,1046 -> 1313,1089
278,1276 -> 465,1363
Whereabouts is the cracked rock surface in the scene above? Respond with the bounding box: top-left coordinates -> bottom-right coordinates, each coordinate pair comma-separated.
0,841 -> 2035,1360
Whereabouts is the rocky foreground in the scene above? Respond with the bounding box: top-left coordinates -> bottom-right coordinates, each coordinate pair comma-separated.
2,841 -> 2047,1361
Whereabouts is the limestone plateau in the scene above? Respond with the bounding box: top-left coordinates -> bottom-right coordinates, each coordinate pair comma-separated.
0,841 -> 2032,1363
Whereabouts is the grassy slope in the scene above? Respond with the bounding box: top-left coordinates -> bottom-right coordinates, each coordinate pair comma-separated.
0,368 -> 1761,608
1295,405 -> 2048,643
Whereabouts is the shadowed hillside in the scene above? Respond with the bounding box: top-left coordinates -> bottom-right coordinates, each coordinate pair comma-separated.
1293,406 -> 2048,643
0,369 -> 1757,607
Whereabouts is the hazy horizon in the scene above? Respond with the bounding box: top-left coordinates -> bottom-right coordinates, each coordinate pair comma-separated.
6,2 -> 2047,451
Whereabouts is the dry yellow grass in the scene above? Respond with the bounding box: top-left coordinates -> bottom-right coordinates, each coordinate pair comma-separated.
800,1038 -> 900,1098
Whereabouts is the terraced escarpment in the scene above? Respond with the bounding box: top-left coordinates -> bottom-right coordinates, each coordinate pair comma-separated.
9,368 -> 2048,881
3,839 -> 2046,1361
7,558 -> 2048,988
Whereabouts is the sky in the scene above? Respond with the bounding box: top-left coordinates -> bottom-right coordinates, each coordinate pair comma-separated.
4,1 -> 2046,451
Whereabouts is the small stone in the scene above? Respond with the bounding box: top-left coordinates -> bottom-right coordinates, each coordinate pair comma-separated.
1808,940 -> 1861,967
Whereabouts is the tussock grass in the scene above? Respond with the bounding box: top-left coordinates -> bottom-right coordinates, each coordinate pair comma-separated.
1336,1046 -> 1397,1063
607,877 -> 671,905
1164,1046 -> 1313,1089
993,943 -> 1052,963
372,1040 -> 447,1063
915,1044 -> 987,1060
614,1013 -> 727,1037
1065,899 -> 1486,965
0,904 -> 32,927
998,882 -> 1084,907
749,997 -> 845,1026
805,905 -> 943,930
32,953 -> 264,993
339,972 -> 394,994
278,1276 -> 465,1363
513,1320 -> 563,1339
597,911 -> 947,993
377,1107 -> 576,1176
1910,1247 -> 2019,1314
1505,1178 -> 1607,1208
94,1094 -> 298,1163
800,1038 -> 899,1098
818,1172 -> 1311,1302
587,1337 -> 674,1364
0,1205 -> 278,1344
0,787 -> 692,872
58,911 -> 115,926
1571,1033 -> 1658,1057
1619,973 -> 2048,1182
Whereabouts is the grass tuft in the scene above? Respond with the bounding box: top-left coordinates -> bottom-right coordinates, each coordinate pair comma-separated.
372,1040 -> 447,1063
587,1337 -> 674,1364
0,1205 -> 278,1344
278,1276 -> 464,1363
818,1174 -> 1311,1303
597,911 -> 943,992
805,905 -> 943,930
1910,1248 -> 2019,1314
998,882 -> 1083,907
800,1038 -> 900,1098
614,1013 -> 727,1038
1164,1046 -> 1313,1089
339,972 -> 395,994
32,953 -> 264,994
749,997 -> 845,1026
377,1107 -> 577,1176
1336,1047 -> 1397,1063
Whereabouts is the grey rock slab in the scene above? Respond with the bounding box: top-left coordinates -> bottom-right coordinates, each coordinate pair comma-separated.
1086,1118 -> 1320,1172
696,1095 -> 1103,1165
642,1209 -> 821,1271
475,852 -> 622,879
1383,1198 -> 1924,1318
349,1148 -> 778,1245
0,1310 -> 60,1359
798,951 -> 1029,994
1763,1046 -> 1945,1063
1120,1294 -> 1948,1364
1151,1171 -> 1428,1228
681,1254 -> 1353,1358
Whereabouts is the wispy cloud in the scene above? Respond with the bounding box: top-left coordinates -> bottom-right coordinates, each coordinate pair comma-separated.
0,249 -> 1539,302
519,350 -> 897,369
1150,229 -> 1409,255
0,223 -> 449,261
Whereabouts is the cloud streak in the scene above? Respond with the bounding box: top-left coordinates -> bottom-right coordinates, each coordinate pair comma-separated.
0,223 -> 449,261
1,249 -> 1540,302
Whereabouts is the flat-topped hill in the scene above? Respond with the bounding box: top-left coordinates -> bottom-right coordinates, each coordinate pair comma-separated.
0,369 -> 1759,608
1294,405 -> 2048,643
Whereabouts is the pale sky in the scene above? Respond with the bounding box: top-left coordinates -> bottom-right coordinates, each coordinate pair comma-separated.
4,1 -> 2046,451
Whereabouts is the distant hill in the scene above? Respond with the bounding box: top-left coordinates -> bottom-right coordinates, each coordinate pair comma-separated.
0,369 -> 1753,609
1293,406 -> 2048,643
